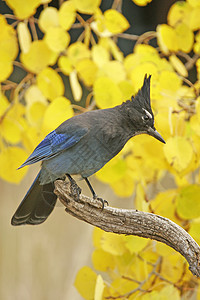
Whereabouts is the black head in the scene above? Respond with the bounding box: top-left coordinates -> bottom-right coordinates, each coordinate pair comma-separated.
123,75 -> 165,144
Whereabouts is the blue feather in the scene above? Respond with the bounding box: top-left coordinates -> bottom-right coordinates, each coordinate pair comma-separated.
18,128 -> 88,169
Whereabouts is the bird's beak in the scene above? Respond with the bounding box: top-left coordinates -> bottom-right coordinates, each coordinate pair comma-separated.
147,127 -> 166,144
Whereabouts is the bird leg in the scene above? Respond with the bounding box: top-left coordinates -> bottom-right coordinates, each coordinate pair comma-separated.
66,174 -> 81,201
84,177 -> 109,209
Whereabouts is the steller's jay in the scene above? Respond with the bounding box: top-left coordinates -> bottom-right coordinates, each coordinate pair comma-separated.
11,75 -> 165,226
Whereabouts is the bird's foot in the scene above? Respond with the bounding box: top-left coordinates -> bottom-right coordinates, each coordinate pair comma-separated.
66,176 -> 82,201
93,194 -> 109,210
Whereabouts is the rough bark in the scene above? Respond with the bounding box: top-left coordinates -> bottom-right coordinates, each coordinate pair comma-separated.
54,179 -> 200,278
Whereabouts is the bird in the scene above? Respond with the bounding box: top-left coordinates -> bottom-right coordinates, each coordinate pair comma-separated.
11,74 -> 165,226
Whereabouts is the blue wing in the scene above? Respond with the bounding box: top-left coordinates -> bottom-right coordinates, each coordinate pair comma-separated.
18,127 -> 88,169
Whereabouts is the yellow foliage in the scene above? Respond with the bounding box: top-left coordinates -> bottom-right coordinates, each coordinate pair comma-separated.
104,9 -> 129,34
37,67 -> 64,100
99,61 -> 126,83
169,55 -> 188,77
38,7 -> 59,33
163,136 -> 193,172
72,0 -> 101,14
92,249 -> 115,271
58,55 -> 73,75
94,76 -> 123,109
76,58 -> 98,86
94,275 -> 105,300
5,0 -> 45,19
59,1 -> 76,30
69,70 -> 82,101
99,231 -> 127,256
20,40 -> 57,74
133,0 -> 152,6
67,42 -> 91,66
0,93 -> 9,116
44,27 -> 70,53
157,24 -> 178,54
0,146 -> 28,183
125,236 -> 149,254
91,44 -> 110,68
74,266 -> 97,300
42,96 -> 74,134
176,185 -> 200,220
17,22 -> 31,53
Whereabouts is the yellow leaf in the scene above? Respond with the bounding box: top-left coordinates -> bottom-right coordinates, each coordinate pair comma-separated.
74,266 -> 97,300
68,42 -> 91,66
169,55 -> 188,77
42,96 -> 74,134
0,93 -> 9,116
108,38 -> 124,62
176,185 -> 200,220
189,7 -> 200,31
59,1 -> 76,30
91,44 -> 109,68
134,183 -> 149,212
132,0 -> 152,6
100,61 -> 126,83
157,24 -> 178,54
168,1 -> 191,27
110,174 -> 135,197
27,102 -> 47,127
125,236 -> 149,254
0,59 -> 13,82
188,0 -> 200,7
38,7 -> 59,33
5,0 -> 42,19
37,67 -> 64,101
25,84 -> 47,105
1,117 -> 22,144
76,58 -> 98,86
17,22 -> 31,53
94,76 -> 123,109
44,27 -> 70,53
94,275 -> 105,300
92,249 -> 115,271
20,40 -> 57,74
69,70 -> 82,101
159,70 -> 182,92
58,55 -> 73,75
163,136 -> 193,172
0,15 -> 18,60
96,155 -> 126,183
175,22 -> 194,53
188,219 -> 200,246
130,62 -> 157,92
118,80 -> 134,100
72,0 -> 101,14
0,146 -> 28,183
100,232 -> 127,255
104,9 -> 129,34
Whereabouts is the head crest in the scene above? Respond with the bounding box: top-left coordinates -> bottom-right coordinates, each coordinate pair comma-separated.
131,74 -> 152,114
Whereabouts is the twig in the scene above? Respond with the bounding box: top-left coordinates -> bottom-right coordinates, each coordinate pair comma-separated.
54,179 -> 200,278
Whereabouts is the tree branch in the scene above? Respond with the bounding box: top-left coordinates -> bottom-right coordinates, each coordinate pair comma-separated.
54,179 -> 200,278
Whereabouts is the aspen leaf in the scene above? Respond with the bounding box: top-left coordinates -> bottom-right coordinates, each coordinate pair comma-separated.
110,174 -> 135,197
169,55 -> 188,77
189,7 -> 200,31
168,1 -> 190,27
163,137 -> 193,172
0,147 -> 28,183
125,236 -> 149,254
109,278 -> 138,298
76,59 -> 98,86
17,22 -> 31,53
118,80 -> 135,100
5,0 -> 42,19
38,7 -> 59,32
157,24 -> 178,54
0,93 -> 9,116
100,232 -> 126,255
188,219 -> 200,246
96,156 -> 126,183
176,185 -> 200,219
21,40 -> 57,74
94,275 -> 104,300
91,45 -> 109,68
37,67 -> 64,100
68,42 -> 91,66
42,96 -> 73,134
72,0 -> 101,14
25,85 -> 47,105
59,1 -> 76,30
0,15 -> 18,60
175,23 -> 194,53
100,61 -> 126,83
104,9 -> 129,34
1,117 -> 22,144
159,70 -> 182,92
27,101 -> 47,126
94,76 -> 123,109
44,27 -> 70,53
74,266 -> 97,300
0,59 -> 13,82
130,62 -> 157,92
133,0 -> 152,6
58,56 -> 73,75
92,249 -> 115,272
69,70 -> 82,101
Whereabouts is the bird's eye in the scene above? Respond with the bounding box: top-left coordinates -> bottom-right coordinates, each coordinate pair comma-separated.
143,115 -> 149,120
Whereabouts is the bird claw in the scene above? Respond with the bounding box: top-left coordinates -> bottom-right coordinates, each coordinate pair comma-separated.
68,178 -> 82,201
93,195 -> 109,210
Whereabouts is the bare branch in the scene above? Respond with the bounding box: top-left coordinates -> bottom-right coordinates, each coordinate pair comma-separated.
54,179 -> 200,278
